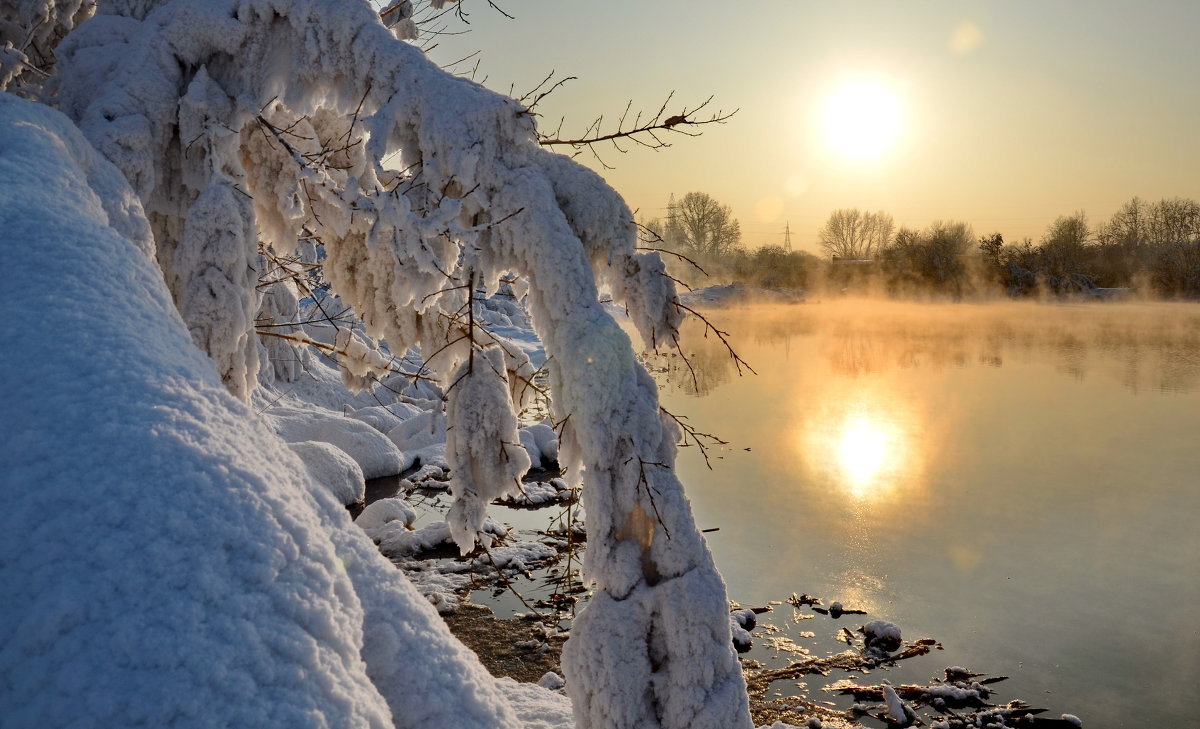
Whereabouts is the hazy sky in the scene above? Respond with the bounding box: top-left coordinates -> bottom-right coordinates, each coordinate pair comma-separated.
426,1 -> 1200,253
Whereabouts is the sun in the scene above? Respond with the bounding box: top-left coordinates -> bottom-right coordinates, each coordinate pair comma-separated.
821,80 -> 903,163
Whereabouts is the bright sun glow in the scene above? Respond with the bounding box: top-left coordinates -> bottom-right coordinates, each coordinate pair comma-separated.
822,80 -> 903,162
834,412 -> 900,498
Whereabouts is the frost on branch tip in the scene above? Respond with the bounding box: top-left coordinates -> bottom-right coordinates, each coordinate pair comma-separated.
445,346 -> 531,555
0,0 -> 95,92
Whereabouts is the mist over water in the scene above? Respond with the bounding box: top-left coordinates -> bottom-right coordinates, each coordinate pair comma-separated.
646,299 -> 1200,729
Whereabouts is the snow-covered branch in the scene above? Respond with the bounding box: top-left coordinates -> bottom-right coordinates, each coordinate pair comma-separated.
13,0 -> 755,726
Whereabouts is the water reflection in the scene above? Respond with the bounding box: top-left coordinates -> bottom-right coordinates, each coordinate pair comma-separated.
647,300 -> 1200,394
646,299 -> 1200,728
805,404 -> 907,501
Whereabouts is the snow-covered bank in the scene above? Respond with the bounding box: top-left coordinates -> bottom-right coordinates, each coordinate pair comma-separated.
0,90 -> 559,729
4,0 -> 761,725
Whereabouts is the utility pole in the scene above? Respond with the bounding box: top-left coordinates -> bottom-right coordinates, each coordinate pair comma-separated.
783,221 -> 792,252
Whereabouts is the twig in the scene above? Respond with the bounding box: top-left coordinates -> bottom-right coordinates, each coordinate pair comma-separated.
659,406 -> 728,469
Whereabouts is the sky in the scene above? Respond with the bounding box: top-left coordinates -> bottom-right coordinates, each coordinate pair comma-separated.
424,0 -> 1200,254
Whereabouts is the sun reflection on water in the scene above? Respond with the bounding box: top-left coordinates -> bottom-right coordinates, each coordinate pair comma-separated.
802,398 -> 919,504
836,412 -> 901,498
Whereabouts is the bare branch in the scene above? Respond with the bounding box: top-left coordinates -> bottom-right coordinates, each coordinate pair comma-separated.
670,299 -> 756,376
659,406 -> 728,470
538,92 -> 737,157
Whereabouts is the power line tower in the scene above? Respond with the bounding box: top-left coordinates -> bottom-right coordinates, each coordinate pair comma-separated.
783,221 -> 793,252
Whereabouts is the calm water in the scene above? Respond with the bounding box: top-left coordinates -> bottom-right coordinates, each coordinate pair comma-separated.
651,300 -> 1200,729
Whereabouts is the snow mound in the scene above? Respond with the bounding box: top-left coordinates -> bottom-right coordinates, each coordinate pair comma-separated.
268,405 -> 408,478
346,403 -> 419,434
387,408 -> 447,469
0,90 -> 525,729
372,519 -> 507,558
520,421 -> 560,468
355,496 -> 418,533
289,440 -> 366,505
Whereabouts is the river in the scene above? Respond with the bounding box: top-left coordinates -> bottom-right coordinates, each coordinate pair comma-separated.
652,298 -> 1200,729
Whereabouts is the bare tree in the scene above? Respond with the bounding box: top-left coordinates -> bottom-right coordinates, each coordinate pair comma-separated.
664,191 -> 742,261
1098,196 -> 1150,250
1042,211 -> 1091,251
925,220 -> 974,252
817,208 -> 893,260
1148,197 -> 1200,246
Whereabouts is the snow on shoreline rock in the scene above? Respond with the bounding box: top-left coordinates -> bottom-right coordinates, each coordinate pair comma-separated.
497,477 -> 575,507
862,619 -> 903,658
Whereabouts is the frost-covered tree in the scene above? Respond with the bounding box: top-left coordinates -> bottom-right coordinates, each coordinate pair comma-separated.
1,1 -> 751,728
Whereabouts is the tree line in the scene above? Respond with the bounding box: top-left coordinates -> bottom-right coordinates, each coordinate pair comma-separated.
645,193 -> 1200,299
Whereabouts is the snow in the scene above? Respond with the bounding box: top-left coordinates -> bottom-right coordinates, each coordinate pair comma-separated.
926,682 -> 988,703
0,91 -> 519,728
497,678 -> 575,729
354,496 -> 418,534
368,518 -> 503,558
730,620 -> 754,653
538,672 -> 567,691
445,346 -> 531,554
288,439 -> 366,505
497,477 -> 573,507
519,421 -> 560,467
6,0 -> 756,724
346,403 -> 418,434
882,682 -> 911,726
862,619 -> 903,657
0,0 -> 94,91
258,277 -> 304,383
267,404 -> 408,479
387,408 -> 447,470
1062,714 -> 1083,727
